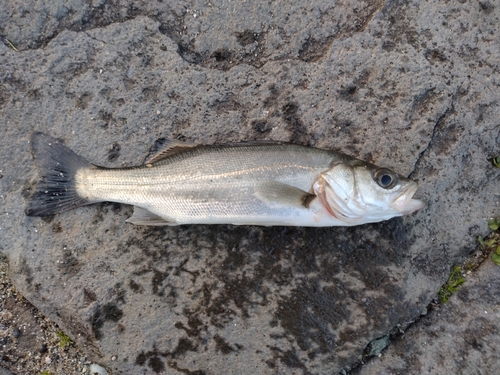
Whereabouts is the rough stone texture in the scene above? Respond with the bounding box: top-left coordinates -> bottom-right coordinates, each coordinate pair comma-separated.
0,367 -> 15,375
355,253 -> 500,375
0,257 -> 91,374
0,0 -> 499,374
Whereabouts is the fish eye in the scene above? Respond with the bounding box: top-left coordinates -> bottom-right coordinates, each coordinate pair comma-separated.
373,168 -> 397,189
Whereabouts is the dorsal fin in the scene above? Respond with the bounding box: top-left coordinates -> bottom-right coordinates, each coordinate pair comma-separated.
144,138 -> 199,164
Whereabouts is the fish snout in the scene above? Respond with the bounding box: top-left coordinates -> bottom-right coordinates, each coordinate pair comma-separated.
392,183 -> 426,214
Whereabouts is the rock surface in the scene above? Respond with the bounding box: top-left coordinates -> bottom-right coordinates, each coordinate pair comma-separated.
1,0 -> 499,374
0,367 -> 15,375
0,257 -> 91,375
355,250 -> 500,375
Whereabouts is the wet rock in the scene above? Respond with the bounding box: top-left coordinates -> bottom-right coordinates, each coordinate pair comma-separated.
0,367 -> 16,375
356,257 -> 500,375
364,335 -> 390,357
11,328 -> 20,339
1,1 -> 499,374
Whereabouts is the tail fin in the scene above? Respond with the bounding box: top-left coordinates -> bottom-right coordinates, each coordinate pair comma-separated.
26,132 -> 96,217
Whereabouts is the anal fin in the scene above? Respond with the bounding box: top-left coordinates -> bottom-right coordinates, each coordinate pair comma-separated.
125,206 -> 176,226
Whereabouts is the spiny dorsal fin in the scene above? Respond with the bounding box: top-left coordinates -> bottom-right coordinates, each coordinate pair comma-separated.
144,138 -> 198,165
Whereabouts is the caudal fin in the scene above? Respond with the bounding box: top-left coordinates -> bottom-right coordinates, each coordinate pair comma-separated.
26,132 -> 95,217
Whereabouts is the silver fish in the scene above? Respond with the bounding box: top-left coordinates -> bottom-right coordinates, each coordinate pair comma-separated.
26,132 -> 425,226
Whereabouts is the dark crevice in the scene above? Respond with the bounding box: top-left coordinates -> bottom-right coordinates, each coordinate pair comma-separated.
344,239 -> 493,375
408,98 -> 455,179
83,32 -> 107,45
298,36 -> 335,63
356,0 -> 387,33
23,14 -> 146,50
18,1 -> 388,71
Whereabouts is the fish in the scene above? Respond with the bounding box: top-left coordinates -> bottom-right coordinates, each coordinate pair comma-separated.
25,132 -> 425,227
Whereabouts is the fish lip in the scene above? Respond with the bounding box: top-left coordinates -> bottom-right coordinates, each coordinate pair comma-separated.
392,183 -> 426,214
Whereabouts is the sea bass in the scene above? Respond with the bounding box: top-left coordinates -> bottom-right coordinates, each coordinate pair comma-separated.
26,132 -> 425,226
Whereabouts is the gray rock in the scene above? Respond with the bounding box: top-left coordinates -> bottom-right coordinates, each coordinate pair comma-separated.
0,367 -> 15,375
355,256 -> 500,375
364,335 -> 390,358
11,327 -> 20,339
0,1 -> 499,374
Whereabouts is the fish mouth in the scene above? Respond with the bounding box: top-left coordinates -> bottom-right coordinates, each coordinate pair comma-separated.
392,183 -> 426,214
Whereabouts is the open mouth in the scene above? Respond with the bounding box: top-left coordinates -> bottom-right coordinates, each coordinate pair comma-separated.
392,183 -> 426,214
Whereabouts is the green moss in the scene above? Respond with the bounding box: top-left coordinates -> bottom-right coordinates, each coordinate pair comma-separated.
479,219 -> 500,266
40,371 -> 52,375
438,265 -> 466,303
488,218 -> 500,231
492,247 -> 500,266
56,331 -> 73,349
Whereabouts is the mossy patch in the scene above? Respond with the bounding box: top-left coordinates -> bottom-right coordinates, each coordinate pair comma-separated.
56,331 -> 73,349
438,265 -> 466,303
479,218 -> 500,266
491,156 -> 500,168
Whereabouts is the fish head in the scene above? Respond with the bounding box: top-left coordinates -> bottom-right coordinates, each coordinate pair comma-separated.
314,160 -> 425,225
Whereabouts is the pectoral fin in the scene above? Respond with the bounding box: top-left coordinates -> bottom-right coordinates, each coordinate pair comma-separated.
255,181 -> 315,208
126,206 -> 176,226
